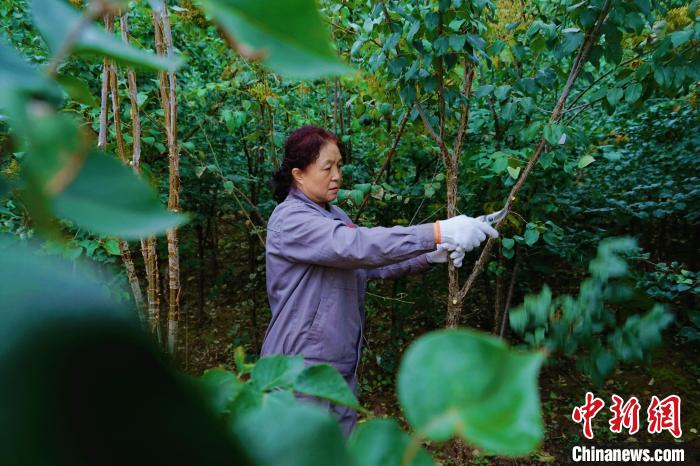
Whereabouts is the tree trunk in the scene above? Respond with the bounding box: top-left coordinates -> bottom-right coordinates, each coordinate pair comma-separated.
98,14 -> 146,323
119,10 -> 162,340
153,3 -> 181,357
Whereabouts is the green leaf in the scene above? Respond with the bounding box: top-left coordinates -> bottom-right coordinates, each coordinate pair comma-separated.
577,155 -> 595,169
397,329 -> 544,456
474,85 -> 494,98
494,85 -> 511,102
200,368 -> 245,414
293,364 -> 361,409
669,30 -> 693,48
606,87 -> 624,106
350,189 -> 364,206
448,19 -> 465,31
231,403 -> 354,466
52,151 -> 187,239
506,166 -> 521,180
0,40 -> 60,101
524,228 -> 540,246
223,180 -> 234,193
354,183 -> 371,194
348,419 -> 435,466
102,239 -> 121,255
199,0 -> 351,79
250,355 -> 304,391
31,0 -> 181,72
502,238 -> 515,249
560,29 -> 583,54
466,34 -> 485,50
492,154 -> 508,173
448,34 -> 466,50
624,83 -> 642,103
55,74 -> 98,107
543,124 -> 564,145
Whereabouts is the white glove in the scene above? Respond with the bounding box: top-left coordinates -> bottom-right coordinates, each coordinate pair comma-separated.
426,242 -> 466,267
437,215 -> 498,251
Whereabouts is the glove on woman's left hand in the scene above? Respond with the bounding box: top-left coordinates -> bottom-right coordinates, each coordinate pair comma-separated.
426,242 -> 466,267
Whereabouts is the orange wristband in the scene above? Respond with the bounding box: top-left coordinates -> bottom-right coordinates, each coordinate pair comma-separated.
433,221 -> 441,244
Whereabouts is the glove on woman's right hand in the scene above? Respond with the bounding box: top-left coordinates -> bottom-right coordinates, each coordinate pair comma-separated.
437,215 -> 498,251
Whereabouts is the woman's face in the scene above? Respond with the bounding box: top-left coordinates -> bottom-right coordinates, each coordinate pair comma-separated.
292,142 -> 343,206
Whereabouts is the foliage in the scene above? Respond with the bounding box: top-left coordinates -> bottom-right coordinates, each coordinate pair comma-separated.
1,0 -> 698,463
509,237 -> 673,385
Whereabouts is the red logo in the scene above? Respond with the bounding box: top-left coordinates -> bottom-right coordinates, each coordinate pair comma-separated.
647,395 -> 682,438
572,392 -> 606,440
609,394 -> 641,435
570,392 -> 683,439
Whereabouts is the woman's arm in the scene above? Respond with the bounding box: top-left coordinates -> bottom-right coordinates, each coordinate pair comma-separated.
267,204 -> 436,269
365,253 -> 433,280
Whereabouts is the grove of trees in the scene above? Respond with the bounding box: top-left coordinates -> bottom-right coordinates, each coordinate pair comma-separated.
1,0 -> 698,464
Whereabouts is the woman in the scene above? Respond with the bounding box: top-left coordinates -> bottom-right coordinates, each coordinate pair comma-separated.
262,125 -> 497,437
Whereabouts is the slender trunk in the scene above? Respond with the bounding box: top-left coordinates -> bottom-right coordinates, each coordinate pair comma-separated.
445,157 -> 460,323
154,3 -> 181,356
500,246 -> 522,338
345,102 -> 353,164
196,222 -> 205,324
99,14 -> 146,322
493,252 -> 504,334
120,10 -> 161,338
119,240 -> 145,324
248,236 -> 259,350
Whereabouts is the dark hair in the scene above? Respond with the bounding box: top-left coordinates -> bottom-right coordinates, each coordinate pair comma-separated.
271,125 -> 340,203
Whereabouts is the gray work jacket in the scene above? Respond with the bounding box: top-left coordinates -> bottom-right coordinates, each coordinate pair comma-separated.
261,185 -> 436,377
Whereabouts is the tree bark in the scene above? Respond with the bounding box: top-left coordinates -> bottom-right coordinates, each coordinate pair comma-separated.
153,3 -> 181,357
99,14 -> 146,323
120,10 -> 162,338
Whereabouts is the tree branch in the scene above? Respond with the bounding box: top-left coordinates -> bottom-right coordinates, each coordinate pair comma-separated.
456,0 -> 613,306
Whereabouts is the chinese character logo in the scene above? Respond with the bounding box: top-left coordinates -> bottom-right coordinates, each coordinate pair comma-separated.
572,392 -> 606,440
609,394 -> 641,435
647,395 -> 682,438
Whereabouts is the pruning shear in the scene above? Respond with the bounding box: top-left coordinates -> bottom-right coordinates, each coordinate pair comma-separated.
475,206 -> 509,225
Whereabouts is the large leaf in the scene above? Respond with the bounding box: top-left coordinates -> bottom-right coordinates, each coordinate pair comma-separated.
199,0 -> 351,79
250,354 -> 305,390
293,364 -> 361,409
52,151 -> 187,239
397,329 -> 544,456
56,74 -> 98,107
0,239 -> 119,322
348,418 -> 435,466
0,40 -> 60,103
0,243 -> 255,466
231,403 -> 354,466
200,368 -> 245,415
31,0 -> 180,72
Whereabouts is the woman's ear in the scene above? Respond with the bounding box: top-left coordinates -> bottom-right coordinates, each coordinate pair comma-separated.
291,167 -> 303,185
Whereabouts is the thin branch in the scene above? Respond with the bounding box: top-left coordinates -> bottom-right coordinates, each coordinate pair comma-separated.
452,59 -> 474,159
415,102 -> 450,161
353,110 -> 410,222
567,52 -> 647,110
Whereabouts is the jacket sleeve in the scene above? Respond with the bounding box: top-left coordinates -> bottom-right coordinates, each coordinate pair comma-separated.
268,204 -> 436,269
366,253 -> 433,280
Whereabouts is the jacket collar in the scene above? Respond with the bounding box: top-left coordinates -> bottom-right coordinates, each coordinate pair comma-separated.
287,185 -> 331,214
287,185 -> 347,221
